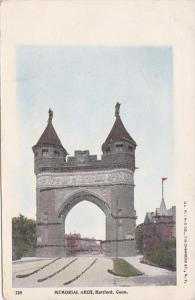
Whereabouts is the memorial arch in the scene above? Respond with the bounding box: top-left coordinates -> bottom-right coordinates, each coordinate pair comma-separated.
33,104 -> 137,257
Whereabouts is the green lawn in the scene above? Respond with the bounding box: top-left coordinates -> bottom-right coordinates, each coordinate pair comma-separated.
110,258 -> 142,277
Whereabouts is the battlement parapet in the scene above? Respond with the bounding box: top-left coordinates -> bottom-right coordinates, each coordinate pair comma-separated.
36,149 -> 135,174
67,150 -> 98,164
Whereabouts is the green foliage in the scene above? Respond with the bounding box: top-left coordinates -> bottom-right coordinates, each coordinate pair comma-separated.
135,223 -> 144,253
12,214 -> 36,260
112,258 -> 142,277
145,239 -> 176,271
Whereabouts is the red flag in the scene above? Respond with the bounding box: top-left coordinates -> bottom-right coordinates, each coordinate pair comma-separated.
162,177 -> 168,181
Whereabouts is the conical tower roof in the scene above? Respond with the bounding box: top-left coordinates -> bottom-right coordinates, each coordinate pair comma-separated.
32,109 -> 67,154
102,103 -> 136,152
159,198 -> 168,216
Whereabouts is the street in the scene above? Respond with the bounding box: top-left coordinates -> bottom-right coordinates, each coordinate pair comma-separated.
13,255 -> 176,288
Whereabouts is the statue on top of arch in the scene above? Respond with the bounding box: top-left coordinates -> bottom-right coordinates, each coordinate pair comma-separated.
48,108 -> 53,123
115,102 -> 121,117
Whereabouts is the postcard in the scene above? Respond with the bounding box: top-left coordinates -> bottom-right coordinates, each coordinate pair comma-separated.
1,1 -> 195,299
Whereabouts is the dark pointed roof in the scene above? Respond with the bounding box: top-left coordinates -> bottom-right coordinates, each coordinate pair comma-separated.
102,104 -> 136,151
32,109 -> 67,154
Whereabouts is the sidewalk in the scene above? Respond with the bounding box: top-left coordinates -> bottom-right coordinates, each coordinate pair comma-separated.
125,255 -> 174,276
113,255 -> 177,286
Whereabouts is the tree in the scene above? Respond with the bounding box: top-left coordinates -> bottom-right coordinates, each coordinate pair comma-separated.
135,223 -> 144,253
12,214 -> 36,260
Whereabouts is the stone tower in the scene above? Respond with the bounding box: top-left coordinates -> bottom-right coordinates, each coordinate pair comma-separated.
101,103 -> 137,256
102,102 -> 136,171
33,104 -> 137,257
32,109 -> 68,175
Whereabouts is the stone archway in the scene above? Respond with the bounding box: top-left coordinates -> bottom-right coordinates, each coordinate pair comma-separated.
36,168 -> 136,257
58,190 -> 110,219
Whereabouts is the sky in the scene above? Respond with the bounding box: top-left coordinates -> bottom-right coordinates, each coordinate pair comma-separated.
15,46 -> 174,239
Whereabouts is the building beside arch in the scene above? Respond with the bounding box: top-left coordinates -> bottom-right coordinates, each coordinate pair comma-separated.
143,198 -> 176,251
32,104 -> 137,257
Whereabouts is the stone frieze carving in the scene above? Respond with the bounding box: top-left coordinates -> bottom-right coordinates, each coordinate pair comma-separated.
37,169 -> 133,188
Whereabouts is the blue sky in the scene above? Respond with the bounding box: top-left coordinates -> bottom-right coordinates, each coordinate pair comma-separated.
15,46 -> 173,239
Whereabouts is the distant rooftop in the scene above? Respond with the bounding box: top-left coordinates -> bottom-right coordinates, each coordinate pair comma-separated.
144,197 -> 176,224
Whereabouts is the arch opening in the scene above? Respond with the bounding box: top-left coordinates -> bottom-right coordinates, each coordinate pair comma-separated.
65,200 -> 106,256
59,191 -> 109,256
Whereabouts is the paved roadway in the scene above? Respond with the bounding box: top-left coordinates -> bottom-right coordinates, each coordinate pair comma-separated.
12,255 -> 176,288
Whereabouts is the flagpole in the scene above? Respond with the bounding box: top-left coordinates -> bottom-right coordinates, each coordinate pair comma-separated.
161,177 -> 167,200
162,178 -> 164,200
